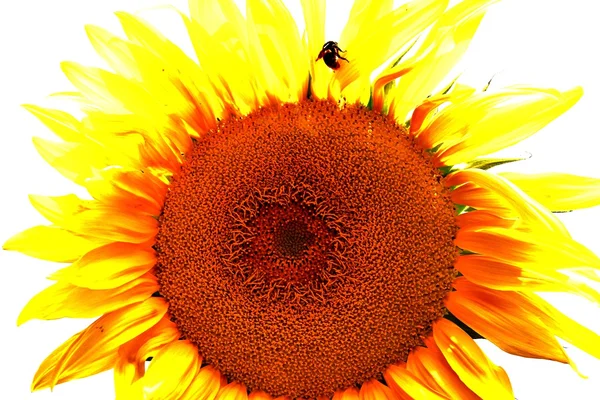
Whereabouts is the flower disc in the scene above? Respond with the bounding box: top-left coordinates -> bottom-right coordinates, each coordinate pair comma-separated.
155,100 -> 458,397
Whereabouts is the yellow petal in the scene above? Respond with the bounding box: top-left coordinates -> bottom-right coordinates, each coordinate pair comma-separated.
247,0 -> 307,102
29,194 -> 158,243
410,83 -> 476,139
184,17 -> 259,114
384,363 -> 448,400
32,137 -> 109,185
244,7 -> 291,104
450,182 -> 511,216
372,61 -> 416,113
84,168 -> 168,216
248,391 -> 273,400
455,226 -> 600,271
23,104 -> 82,142
85,24 -> 141,81
407,346 -> 479,400
71,208 -> 157,243
447,168 -> 569,237
300,0 -> 328,100
78,110 -> 189,172
180,366 -> 223,400
32,334 -> 117,392
454,254 -> 600,304
216,382 -> 248,400
32,131 -> 142,184
61,61 -> 143,114
115,11 -> 223,130
50,242 -> 156,290
501,172 -> 600,212
133,132 -> 185,174
428,87 -> 582,165
454,254 -> 600,302
18,273 -> 157,325
32,297 -> 167,391
334,0 -> 449,104
432,318 -> 513,399
62,60 -> 200,151
3,225 -> 103,262
526,292 -> 600,360
333,387 -> 360,400
455,227 -> 600,306
141,340 -> 200,400
455,210 -> 516,231
188,0 -> 247,44
447,278 -> 572,364
359,378 -> 397,400
340,0 -> 394,47
115,316 -> 180,400
390,0 -> 496,122
186,0 -> 261,110
29,194 -> 93,225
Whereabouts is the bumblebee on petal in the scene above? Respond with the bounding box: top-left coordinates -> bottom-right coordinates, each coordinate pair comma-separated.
316,41 -> 349,70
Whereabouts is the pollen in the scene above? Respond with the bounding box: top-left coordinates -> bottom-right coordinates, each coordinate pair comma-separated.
154,100 -> 458,398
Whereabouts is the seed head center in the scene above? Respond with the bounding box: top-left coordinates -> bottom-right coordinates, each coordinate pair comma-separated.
154,100 -> 458,398
274,219 -> 312,258
245,203 -> 328,285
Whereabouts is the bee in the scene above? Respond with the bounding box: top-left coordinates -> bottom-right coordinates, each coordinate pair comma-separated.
316,41 -> 349,70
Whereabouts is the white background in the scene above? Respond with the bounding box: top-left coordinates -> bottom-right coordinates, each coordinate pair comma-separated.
1,0 -> 599,399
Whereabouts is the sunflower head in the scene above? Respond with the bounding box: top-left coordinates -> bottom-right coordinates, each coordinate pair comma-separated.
4,0 -> 600,399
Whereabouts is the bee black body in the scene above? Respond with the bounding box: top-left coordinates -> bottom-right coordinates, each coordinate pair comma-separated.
316,41 -> 349,70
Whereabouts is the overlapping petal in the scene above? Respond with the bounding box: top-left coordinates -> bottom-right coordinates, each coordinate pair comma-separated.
49,242 -> 156,290
447,278 -> 573,364
17,273 -> 158,325
455,226 -> 600,272
29,194 -> 158,243
114,316 -> 180,400
186,0 -> 266,112
454,254 -> 600,304
332,0 -> 449,104
85,168 -> 168,216
501,172 -> 600,212
432,319 -> 514,399
332,387 -> 360,400
23,105 -> 83,142
115,11 -> 224,132
3,225 -> 104,262
389,0 -> 497,121
384,363 -> 448,399
247,0 -> 308,102
418,86 -> 582,165
32,136 -> 126,185
447,168 -> 569,236
300,0 -> 328,99
406,345 -> 479,399
140,340 -> 201,399
180,366 -> 223,400
32,298 -> 167,391
526,293 -> 600,360
358,379 -> 397,400
216,382 -> 249,400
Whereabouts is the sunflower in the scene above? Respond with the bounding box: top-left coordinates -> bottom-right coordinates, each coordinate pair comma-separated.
4,0 -> 600,398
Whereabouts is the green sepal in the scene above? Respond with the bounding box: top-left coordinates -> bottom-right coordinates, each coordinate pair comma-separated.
438,165 -> 454,176
454,204 -> 469,215
464,153 -> 531,171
